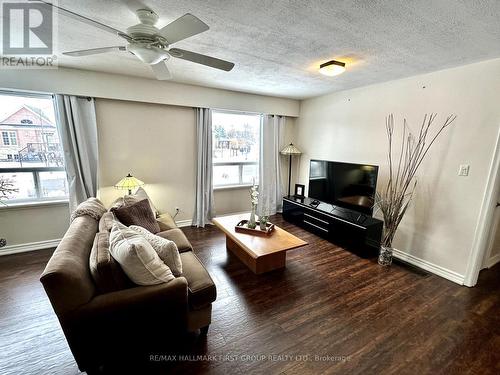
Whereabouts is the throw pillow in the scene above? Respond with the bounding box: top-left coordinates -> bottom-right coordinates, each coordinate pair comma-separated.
112,199 -> 161,234
89,231 -> 131,293
127,187 -> 159,218
109,222 -> 174,285
130,225 -> 183,276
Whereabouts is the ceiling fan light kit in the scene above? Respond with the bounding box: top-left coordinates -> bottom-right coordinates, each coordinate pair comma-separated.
44,0 -> 235,80
127,43 -> 170,65
319,60 -> 346,76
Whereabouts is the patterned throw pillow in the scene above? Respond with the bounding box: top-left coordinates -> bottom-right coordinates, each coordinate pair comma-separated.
108,221 -> 174,285
130,225 -> 183,276
111,199 -> 161,234
110,187 -> 159,218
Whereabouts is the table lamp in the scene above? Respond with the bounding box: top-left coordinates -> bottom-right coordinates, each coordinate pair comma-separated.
114,173 -> 144,195
280,143 -> 302,197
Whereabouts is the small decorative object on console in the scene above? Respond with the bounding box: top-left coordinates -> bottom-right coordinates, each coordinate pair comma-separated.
294,184 -> 305,198
0,238 -> 6,248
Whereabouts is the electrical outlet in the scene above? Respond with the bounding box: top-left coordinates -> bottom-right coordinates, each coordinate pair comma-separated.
458,164 -> 470,176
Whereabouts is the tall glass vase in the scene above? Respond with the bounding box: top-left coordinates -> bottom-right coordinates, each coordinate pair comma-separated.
378,246 -> 393,266
248,204 -> 257,229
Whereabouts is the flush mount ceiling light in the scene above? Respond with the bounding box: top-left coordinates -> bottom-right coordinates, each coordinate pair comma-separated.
319,60 -> 346,76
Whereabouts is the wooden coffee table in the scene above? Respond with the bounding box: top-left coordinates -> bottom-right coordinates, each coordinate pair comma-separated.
212,213 -> 308,274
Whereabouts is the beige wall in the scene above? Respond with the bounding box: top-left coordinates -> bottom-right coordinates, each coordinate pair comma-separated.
0,67 -> 299,250
0,67 -> 299,116
0,203 -> 69,247
295,58 -> 500,278
96,99 -> 296,222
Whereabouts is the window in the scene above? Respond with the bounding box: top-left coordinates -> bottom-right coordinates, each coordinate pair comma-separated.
2,131 -> 17,145
0,91 -> 68,203
212,111 -> 261,187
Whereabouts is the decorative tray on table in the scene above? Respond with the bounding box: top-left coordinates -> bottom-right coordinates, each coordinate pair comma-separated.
235,220 -> 275,236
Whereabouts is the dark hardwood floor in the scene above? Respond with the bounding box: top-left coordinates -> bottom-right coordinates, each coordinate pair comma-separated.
1,214 -> 499,374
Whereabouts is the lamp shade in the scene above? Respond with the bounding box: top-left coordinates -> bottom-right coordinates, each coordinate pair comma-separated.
280,143 -> 302,155
114,173 -> 144,192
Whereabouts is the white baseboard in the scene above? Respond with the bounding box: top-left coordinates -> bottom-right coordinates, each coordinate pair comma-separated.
392,248 -> 465,285
175,211 -> 250,228
0,238 -> 61,256
175,219 -> 193,227
485,253 -> 500,269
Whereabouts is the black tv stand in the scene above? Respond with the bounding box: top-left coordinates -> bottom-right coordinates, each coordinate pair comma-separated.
282,196 -> 383,254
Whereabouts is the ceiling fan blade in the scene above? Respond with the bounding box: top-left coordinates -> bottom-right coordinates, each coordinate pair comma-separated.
32,0 -> 125,36
158,13 -> 209,44
63,46 -> 126,57
169,48 -> 234,71
150,61 -> 172,80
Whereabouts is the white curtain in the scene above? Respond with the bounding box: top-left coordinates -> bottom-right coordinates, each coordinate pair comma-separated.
54,94 -> 99,213
258,115 -> 285,216
192,108 -> 215,227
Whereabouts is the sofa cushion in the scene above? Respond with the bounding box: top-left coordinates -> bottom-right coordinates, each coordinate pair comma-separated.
89,231 -> 131,293
112,199 -> 161,234
109,222 -> 174,286
157,213 -> 177,231
180,251 -> 216,310
98,211 -> 114,232
130,225 -> 183,277
157,228 -> 193,253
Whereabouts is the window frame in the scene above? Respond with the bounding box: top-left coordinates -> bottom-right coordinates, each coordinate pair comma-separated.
0,90 -> 68,205
0,166 -> 68,203
211,109 -> 262,189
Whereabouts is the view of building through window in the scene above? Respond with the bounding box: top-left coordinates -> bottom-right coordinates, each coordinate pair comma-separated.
212,111 -> 261,187
0,92 -> 68,202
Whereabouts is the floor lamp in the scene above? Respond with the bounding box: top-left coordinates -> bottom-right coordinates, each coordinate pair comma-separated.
280,143 -> 302,197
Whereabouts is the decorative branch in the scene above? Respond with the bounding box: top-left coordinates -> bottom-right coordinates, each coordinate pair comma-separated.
377,113 -> 456,247
0,176 -> 18,204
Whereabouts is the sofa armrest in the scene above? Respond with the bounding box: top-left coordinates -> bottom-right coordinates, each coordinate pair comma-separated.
157,213 -> 177,231
60,277 -> 189,371
70,277 -> 188,320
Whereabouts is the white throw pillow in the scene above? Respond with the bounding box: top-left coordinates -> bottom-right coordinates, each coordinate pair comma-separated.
130,225 -> 183,277
109,222 -> 174,285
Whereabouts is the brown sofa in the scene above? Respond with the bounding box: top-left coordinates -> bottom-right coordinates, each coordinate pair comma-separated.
40,212 -> 216,373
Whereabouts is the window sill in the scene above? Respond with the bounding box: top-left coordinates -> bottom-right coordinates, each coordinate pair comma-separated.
214,184 -> 253,191
0,199 -> 69,211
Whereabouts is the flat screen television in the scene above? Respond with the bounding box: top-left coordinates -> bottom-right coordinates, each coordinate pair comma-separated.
308,160 -> 378,215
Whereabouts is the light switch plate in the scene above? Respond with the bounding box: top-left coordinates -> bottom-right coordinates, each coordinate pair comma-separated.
458,164 -> 470,176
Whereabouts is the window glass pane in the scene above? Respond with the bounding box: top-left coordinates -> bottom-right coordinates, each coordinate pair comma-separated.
0,93 -> 62,168
0,172 -> 36,200
242,164 -> 258,184
39,171 -> 68,198
213,165 -> 240,186
212,111 -> 261,186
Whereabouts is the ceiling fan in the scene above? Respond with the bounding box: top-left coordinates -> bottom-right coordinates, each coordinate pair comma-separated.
36,0 -> 235,80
